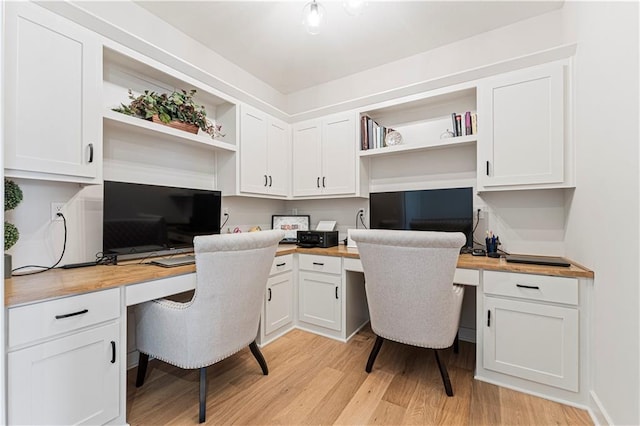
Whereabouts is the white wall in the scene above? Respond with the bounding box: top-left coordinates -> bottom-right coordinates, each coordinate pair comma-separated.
561,2 -> 639,424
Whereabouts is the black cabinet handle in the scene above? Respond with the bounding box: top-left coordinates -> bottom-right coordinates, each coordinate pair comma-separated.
264,175 -> 268,186
487,310 -> 491,327
335,286 -> 339,299
516,284 -> 540,290
322,176 -> 326,188
88,143 -> 94,163
268,288 -> 272,301
268,175 -> 272,187
317,177 -> 320,188
312,262 -> 324,266
110,341 -> 116,363
55,308 -> 88,320
486,161 -> 490,176
276,262 -> 286,267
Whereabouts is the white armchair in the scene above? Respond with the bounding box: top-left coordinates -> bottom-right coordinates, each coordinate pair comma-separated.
135,230 -> 284,423
350,229 -> 466,396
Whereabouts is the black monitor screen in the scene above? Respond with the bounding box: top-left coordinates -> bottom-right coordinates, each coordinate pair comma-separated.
370,187 -> 473,248
103,181 -> 221,258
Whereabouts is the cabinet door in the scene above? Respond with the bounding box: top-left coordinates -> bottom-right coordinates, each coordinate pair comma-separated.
267,119 -> 290,196
298,271 -> 342,331
478,62 -> 565,189
483,296 -> 578,391
240,106 -> 269,194
4,2 -> 101,182
321,113 -> 356,195
8,322 -> 120,425
292,121 -> 323,196
265,272 -> 293,335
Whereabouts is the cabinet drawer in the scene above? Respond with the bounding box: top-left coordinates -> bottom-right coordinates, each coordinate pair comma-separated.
298,254 -> 342,275
271,254 -> 293,275
484,271 -> 578,305
8,288 -> 120,348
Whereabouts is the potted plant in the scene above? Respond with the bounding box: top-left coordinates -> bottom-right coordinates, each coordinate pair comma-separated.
112,89 -> 225,139
5,178 -> 23,278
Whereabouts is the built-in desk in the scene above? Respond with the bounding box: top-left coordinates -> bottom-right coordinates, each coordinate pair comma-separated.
4,246 -> 594,425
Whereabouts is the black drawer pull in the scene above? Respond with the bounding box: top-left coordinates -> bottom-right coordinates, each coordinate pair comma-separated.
268,288 -> 272,301
516,284 -> 540,290
487,310 -> 491,327
269,175 -> 273,187
335,286 -> 339,299
110,341 -> 116,363
55,309 -> 88,319
264,175 -> 268,186
276,262 -> 286,267
312,262 -> 324,266
88,143 -> 94,163
486,160 -> 490,176
316,177 -> 320,188
322,176 -> 326,188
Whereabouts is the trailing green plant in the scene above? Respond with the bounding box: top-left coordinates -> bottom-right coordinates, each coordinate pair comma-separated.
112,89 -> 225,139
4,178 -> 23,251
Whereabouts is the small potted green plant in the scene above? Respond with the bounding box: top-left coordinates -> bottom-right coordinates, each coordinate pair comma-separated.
112,89 -> 225,139
5,178 -> 23,278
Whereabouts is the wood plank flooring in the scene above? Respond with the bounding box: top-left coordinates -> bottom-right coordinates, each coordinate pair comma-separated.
126,327 -> 592,425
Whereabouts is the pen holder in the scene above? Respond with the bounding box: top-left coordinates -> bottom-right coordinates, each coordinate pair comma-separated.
485,237 -> 498,254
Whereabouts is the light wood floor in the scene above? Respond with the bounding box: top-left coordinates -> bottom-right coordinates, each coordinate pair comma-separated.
126,327 -> 592,425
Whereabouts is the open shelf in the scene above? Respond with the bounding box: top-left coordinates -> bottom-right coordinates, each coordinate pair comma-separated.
359,134 -> 476,157
103,110 -> 236,153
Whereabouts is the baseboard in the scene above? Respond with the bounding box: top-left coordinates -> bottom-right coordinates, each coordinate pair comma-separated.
588,390 -> 613,426
458,326 -> 476,343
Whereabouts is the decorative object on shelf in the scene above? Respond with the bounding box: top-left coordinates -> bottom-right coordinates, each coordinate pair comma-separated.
302,0 -> 325,35
5,178 -> 23,278
384,130 -> 403,146
112,89 -> 225,139
440,129 -> 455,139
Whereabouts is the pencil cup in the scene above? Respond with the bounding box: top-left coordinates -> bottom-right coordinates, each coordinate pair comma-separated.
485,238 -> 497,254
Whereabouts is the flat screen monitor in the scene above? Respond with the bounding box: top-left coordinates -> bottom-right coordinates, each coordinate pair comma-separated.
103,181 -> 221,259
369,187 -> 473,249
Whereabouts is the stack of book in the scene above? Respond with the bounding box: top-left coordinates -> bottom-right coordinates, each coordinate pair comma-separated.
360,115 -> 394,150
451,111 -> 477,137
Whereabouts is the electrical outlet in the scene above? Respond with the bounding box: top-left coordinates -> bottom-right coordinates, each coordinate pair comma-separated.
357,208 -> 365,217
51,202 -> 64,221
223,208 -> 230,216
476,207 -> 487,219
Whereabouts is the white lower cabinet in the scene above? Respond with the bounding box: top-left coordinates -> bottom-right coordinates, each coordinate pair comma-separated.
482,271 -> 579,392
298,255 -> 342,332
7,288 -> 121,425
259,255 -> 295,345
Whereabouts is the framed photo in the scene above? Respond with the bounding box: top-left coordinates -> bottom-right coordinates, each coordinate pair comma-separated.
271,215 -> 310,243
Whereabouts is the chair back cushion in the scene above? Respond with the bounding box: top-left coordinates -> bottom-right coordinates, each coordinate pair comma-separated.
135,230 -> 283,368
350,229 -> 465,349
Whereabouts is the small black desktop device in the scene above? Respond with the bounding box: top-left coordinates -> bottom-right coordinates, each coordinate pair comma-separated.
297,230 -> 339,248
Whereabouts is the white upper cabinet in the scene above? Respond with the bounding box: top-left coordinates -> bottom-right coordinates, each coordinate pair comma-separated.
240,105 -> 289,197
292,111 -> 357,197
4,2 -> 102,183
477,61 -> 572,191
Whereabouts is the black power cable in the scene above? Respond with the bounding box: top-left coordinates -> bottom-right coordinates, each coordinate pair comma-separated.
11,212 -> 68,276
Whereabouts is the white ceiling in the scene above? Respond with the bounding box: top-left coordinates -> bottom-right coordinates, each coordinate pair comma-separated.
135,1 -> 563,94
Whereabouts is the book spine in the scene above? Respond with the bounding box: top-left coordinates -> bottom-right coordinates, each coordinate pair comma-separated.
455,114 -> 462,137
471,113 -> 477,135
451,113 -> 458,137
360,115 -> 368,150
465,111 -> 472,135
367,118 -> 374,150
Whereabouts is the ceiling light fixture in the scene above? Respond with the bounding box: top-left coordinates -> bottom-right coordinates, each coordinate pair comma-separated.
302,0 -> 325,35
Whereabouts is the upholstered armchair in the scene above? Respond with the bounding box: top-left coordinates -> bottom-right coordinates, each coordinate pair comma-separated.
135,230 -> 284,423
350,229 -> 466,396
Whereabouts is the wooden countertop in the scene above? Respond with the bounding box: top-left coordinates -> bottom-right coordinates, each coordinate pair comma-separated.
5,244 -> 593,307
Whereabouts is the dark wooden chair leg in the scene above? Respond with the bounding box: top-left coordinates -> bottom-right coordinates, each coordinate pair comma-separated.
365,335 -> 385,373
453,331 -> 459,354
136,352 -> 149,388
199,367 -> 207,423
434,349 -> 454,397
249,340 -> 269,375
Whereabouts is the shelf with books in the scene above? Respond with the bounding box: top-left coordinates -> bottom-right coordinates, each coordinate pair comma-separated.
358,85 -> 477,159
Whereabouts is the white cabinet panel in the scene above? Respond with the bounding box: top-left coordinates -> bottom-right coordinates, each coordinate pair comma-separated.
292,121 -> 323,196
265,272 -> 294,335
483,296 -> 579,391
478,62 -> 566,190
8,322 -> 120,425
298,271 -> 342,331
4,2 -> 101,183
